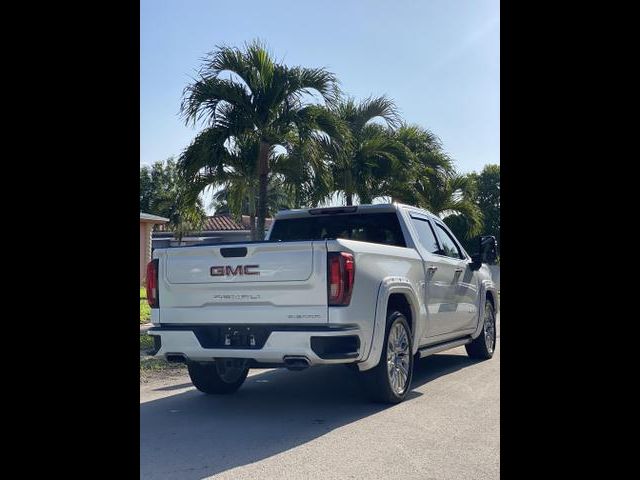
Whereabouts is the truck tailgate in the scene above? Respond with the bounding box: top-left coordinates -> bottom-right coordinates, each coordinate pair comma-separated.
156,241 -> 329,324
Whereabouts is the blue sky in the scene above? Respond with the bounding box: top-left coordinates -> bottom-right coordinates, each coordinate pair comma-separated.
141,0 -> 499,177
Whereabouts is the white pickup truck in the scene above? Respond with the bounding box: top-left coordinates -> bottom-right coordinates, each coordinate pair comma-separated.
146,203 -> 499,403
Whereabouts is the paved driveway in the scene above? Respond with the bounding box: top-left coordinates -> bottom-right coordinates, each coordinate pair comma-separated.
140,328 -> 499,480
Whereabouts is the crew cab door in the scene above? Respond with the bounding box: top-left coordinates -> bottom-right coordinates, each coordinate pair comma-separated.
408,214 -> 461,338
431,220 -> 479,332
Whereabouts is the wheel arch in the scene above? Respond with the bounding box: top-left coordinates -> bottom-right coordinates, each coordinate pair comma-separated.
472,280 -> 499,340
387,292 -> 414,334
358,277 -> 424,372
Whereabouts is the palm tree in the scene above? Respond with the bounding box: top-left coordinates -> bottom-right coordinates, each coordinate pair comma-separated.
327,96 -> 410,205
155,181 -> 207,243
140,158 -> 207,241
213,178 -> 292,217
271,131 -> 335,208
179,40 -> 341,239
212,174 -> 293,239
386,124 -> 455,204
204,135 -> 260,238
415,171 -> 484,239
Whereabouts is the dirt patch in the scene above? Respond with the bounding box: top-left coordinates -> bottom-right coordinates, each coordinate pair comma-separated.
140,355 -> 187,383
140,332 -> 187,383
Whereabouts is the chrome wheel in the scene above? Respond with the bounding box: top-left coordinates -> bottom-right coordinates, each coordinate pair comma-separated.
215,359 -> 248,383
386,322 -> 410,395
483,304 -> 496,354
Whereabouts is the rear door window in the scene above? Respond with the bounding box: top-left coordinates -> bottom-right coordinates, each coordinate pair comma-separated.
410,217 -> 440,254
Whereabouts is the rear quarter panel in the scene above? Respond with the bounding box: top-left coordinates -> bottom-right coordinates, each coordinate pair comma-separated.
326,239 -> 426,365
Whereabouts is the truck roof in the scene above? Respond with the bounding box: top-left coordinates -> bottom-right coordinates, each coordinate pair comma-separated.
274,203 -> 438,220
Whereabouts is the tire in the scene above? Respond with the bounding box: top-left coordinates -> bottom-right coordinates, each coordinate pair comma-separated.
187,358 -> 249,394
465,299 -> 497,360
360,311 -> 414,404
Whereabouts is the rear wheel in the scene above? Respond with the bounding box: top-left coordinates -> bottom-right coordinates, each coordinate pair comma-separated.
187,358 -> 249,394
361,311 -> 414,404
465,299 -> 496,359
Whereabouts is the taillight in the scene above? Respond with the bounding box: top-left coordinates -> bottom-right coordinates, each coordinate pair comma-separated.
146,259 -> 159,308
328,252 -> 355,306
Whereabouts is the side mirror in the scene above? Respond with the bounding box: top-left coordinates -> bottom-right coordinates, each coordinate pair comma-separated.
480,236 -> 498,264
470,235 -> 498,270
470,252 -> 482,271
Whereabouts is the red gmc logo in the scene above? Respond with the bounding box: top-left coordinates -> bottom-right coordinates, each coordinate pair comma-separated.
210,265 -> 260,276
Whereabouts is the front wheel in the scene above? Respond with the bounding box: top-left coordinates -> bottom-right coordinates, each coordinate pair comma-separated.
360,311 -> 414,404
187,358 -> 249,394
465,300 -> 497,359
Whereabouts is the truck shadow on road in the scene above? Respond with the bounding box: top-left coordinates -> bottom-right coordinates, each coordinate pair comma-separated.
140,352 -> 482,479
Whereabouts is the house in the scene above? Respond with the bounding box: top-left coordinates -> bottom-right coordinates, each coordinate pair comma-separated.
140,212 -> 169,285
240,215 -> 274,231
152,214 -> 273,249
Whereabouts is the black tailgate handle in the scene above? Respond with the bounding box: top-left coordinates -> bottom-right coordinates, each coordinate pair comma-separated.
220,247 -> 248,257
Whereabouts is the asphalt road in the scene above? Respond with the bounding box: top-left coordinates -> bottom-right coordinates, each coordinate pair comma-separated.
141,325 -> 499,480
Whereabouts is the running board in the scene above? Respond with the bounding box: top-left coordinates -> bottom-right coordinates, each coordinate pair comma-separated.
417,336 -> 473,358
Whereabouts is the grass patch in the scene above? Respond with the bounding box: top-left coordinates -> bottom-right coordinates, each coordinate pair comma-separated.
140,333 -> 186,381
140,357 -> 186,381
140,287 -> 150,324
140,357 -> 185,372
140,333 -> 154,351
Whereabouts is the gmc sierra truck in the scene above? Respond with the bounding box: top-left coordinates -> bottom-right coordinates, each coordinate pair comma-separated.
146,203 -> 499,404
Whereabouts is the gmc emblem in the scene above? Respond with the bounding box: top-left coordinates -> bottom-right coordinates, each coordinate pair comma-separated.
210,265 -> 260,276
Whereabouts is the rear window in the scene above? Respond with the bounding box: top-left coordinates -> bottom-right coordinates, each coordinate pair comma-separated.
269,212 -> 406,247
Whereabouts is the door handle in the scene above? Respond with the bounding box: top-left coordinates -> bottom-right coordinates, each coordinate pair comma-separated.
454,269 -> 463,274
427,266 -> 438,272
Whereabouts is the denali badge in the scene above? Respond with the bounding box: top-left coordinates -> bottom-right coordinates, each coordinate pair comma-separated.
210,265 -> 260,276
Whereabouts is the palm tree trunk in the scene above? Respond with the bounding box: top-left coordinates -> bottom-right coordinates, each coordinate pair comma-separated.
248,186 -> 257,241
344,170 -> 353,206
249,213 -> 256,240
256,141 -> 270,241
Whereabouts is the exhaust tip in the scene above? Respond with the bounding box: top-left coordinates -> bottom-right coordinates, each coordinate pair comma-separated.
166,354 -> 187,364
283,356 -> 310,371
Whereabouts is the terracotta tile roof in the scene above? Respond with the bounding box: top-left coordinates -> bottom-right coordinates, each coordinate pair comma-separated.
157,214 -> 274,232
202,215 -> 246,231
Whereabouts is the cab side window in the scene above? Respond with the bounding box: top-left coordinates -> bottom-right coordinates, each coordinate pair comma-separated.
411,217 -> 440,254
434,223 -> 464,259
